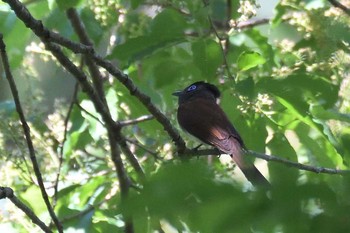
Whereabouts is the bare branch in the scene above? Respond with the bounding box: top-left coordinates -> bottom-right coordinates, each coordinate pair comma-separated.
60,199 -> 107,223
118,137 -> 146,179
125,138 -> 160,159
236,18 -> 270,30
328,0 -> 350,16
54,81 -> 79,206
180,148 -> 350,175
2,0 -> 186,153
92,56 -> 187,152
120,115 -> 154,127
0,187 -> 52,233
66,7 -> 145,180
76,102 -> 105,125
207,14 -> 235,80
0,34 -> 63,232
66,8 -> 107,105
247,150 -> 350,175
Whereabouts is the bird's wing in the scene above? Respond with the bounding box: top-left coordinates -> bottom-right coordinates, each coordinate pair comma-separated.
177,98 -> 244,154
178,98 -> 270,187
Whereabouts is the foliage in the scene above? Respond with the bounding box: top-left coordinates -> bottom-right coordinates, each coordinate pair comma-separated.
0,0 -> 350,232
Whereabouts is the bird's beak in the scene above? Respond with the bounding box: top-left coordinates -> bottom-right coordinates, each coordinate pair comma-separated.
172,91 -> 182,97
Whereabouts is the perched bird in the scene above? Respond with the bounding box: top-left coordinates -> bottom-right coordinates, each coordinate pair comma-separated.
173,81 -> 270,187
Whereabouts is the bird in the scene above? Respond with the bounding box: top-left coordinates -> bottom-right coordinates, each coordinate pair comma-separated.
173,81 -> 270,187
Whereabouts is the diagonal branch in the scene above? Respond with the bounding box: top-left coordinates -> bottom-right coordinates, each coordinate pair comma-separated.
66,7 -> 144,183
66,8 -> 107,106
327,0 -> 350,16
2,0 -> 186,153
0,187 -> 52,233
0,35 -> 62,232
180,148 -> 350,175
91,56 -> 187,152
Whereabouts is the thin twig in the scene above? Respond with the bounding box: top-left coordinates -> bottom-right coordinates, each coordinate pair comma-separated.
247,150 -> 350,175
0,34 -> 63,232
54,81 -> 79,206
60,199 -> 107,223
66,8 -> 108,106
118,138 -> 146,179
120,115 -> 154,127
125,138 -> 160,159
206,11 -> 235,80
236,18 -> 270,30
0,187 -> 52,233
75,102 -> 105,125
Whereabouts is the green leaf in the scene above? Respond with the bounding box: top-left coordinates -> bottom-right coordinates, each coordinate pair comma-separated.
124,162 -> 271,233
295,123 -> 340,168
153,59 -> 184,87
28,0 -> 49,19
236,77 -> 255,99
271,3 -> 285,27
80,8 -> 104,44
19,186 -> 47,216
237,51 -> 266,71
310,104 -> 350,123
150,9 -> 187,40
109,36 -> 185,64
244,29 -> 275,69
191,39 -> 223,79
268,133 -> 299,185
56,0 -> 85,10
131,0 -> 144,9
45,8 -> 74,38
109,9 -> 188,64
1,17 -> 30,68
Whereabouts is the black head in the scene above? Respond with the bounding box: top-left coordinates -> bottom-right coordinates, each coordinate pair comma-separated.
172,81 -> 220,104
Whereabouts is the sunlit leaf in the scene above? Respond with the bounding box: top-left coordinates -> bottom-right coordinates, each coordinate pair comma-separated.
192,39 -> 223,79
237,51 -> 266,71
56,0 -> 85,10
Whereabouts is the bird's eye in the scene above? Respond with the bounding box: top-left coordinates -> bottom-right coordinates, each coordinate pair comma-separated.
187,85 -> 197,92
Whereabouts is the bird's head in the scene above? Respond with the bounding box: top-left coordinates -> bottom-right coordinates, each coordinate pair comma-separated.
172,81 -> 220,104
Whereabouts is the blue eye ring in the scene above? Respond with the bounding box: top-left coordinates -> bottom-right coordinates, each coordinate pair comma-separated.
187,85 -> 197,92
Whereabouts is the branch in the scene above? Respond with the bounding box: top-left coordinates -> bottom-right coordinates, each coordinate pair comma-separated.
248,150 -> 350,175
235,18 -> 270,30
0,187 -> 52,233
327,0 -> 350,16
120,115 -> 154,127
54,81 -> 79,206
118,135 -> 146,179
125,138 -> 160,159
2,0 -> 186,153
60,199 -> 106,223
180,148 -> 350,175
203,0 -> 235,81
76,102 -> 105,125
207,14 -> 235,80
0,34 -> 63,232
92,56 -> 187,152
65,8 -> 137,232
106,130 -> 134,233
66,8 -> 107,105
67,8 -> 146,189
